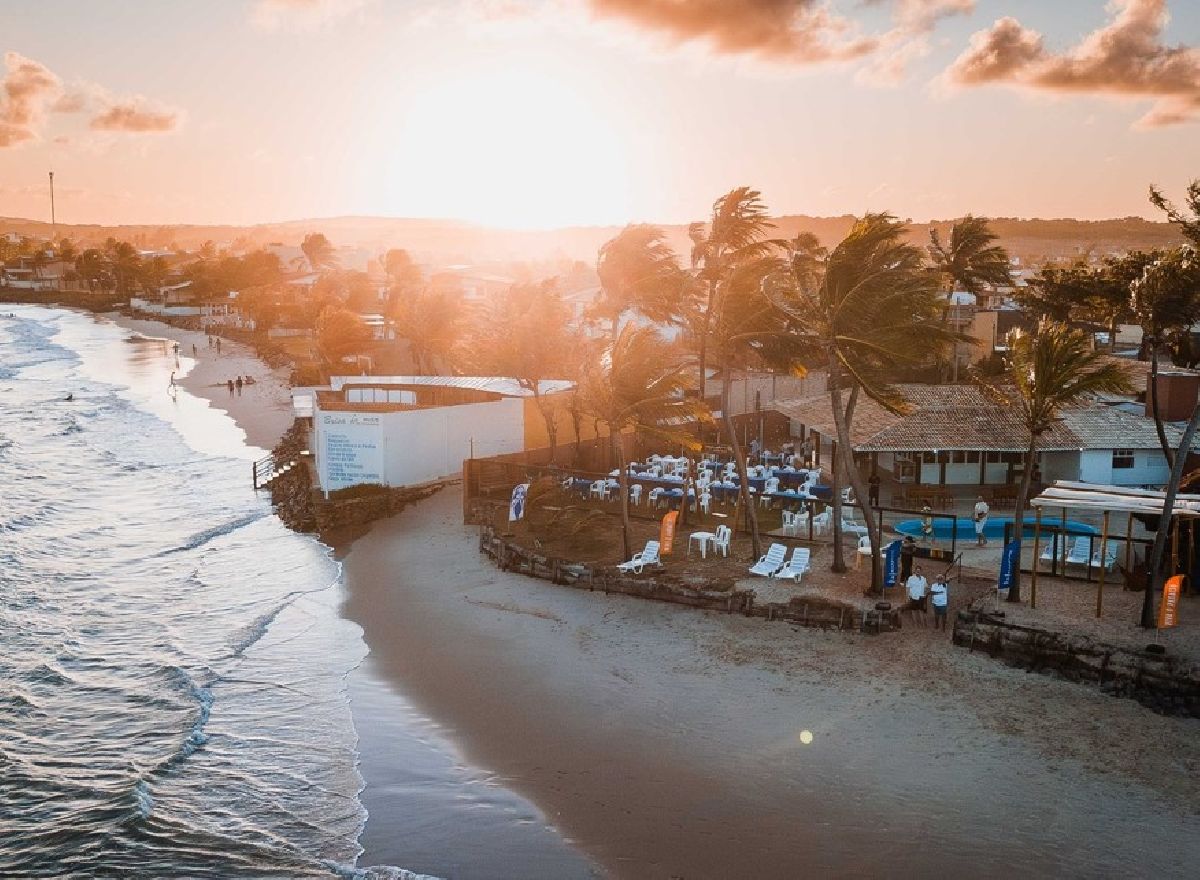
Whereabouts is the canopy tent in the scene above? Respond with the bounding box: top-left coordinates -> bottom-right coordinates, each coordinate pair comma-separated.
1032,481 -> 1200,519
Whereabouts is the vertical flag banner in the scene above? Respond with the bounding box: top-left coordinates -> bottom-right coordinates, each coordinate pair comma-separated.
998,539 -> 1020,590
1158,575 -> 1184,629
884,539 -> 901,587
508,482 -> 529,522
660,510 -> 679,555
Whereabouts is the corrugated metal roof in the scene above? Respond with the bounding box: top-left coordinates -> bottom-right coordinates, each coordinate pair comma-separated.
328,375 -> 574,398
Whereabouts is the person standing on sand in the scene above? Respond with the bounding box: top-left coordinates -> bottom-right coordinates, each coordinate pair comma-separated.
216,338 -> 221,354
168,371 -> 176,389
973,496 -> 990,547
906,565 -> 928,615
930,574 -> 949,630
227,379 -> 234,395
235,376 -> 243,394
192,343 -> 197,357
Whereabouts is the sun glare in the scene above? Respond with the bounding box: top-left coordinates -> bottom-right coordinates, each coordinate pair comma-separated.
390,68 -> 633,229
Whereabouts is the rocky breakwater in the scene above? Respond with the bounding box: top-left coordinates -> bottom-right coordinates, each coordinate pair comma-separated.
954,608 -> 1200,718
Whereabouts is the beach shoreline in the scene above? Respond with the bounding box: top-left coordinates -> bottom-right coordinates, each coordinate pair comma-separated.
340,488 -> 1200,879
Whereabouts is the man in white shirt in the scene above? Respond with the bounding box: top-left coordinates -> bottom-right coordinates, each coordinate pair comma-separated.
973,496 -> 990,546
905,565 -> 928,621
930,574 -> 949,630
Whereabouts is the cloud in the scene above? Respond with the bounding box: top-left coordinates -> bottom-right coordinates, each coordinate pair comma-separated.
857,0 -> 975,85
89,100 -> 180,133
0,52 -> 62,147
943,0 -> 1200,127
584,0 -> 878,65
251,0 -> 373,30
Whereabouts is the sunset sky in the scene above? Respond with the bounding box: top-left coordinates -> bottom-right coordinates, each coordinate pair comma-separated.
2,1 -> 1198,229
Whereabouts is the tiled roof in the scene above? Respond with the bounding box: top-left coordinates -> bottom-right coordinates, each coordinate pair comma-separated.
774,383 -> 1180,453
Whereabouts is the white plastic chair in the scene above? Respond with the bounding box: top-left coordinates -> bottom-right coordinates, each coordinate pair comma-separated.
749,543 -> 788,577
782,509 -> 808,537
629,484 -> 643,506
648,487 -> 665,508
617,540 -> 661,574
777,547 -> 811,582
712,525 -> 732,557
699,491 -> 712,515
810,510 -> 831,536
589,480 -> 607,500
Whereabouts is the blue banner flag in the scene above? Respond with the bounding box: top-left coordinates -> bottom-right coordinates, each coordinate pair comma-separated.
508,482 -> 529,522
998,539 -> 1021,589
884,539 -> 902,588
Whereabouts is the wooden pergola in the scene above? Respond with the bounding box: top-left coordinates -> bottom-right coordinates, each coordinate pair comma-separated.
1029,481 -> 1200,615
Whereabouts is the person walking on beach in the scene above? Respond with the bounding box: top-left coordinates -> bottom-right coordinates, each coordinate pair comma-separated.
227,379 -> 234,395
973,496 -> 990,547
168,371 -> 176,389
192,343 -> 197,357
930,574 -> 949,631
235,376 -> 243,394
215,338 -> 221,354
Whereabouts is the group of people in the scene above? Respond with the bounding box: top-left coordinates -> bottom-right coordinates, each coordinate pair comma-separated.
226,375 -> 253,395
904,564 -> 950,630
206,335 -> 222,353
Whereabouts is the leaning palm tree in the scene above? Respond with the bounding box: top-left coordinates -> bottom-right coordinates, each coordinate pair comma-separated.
579,324 -> 707,560
301,233 -> 338,273
999,322 -> 1133,602
928,216 -> 1013,380
595,225 -> 687,341
1150,179 -> 1200,246
768,213 -> 953,584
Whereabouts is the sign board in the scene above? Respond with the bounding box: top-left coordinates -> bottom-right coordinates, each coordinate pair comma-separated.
998,539 -> 1021,590
1158,575 -> 1184,629
319,412 -> 383,492
508,482 -> 529,522
884,539 -> 901,587
659,511 -> 679,556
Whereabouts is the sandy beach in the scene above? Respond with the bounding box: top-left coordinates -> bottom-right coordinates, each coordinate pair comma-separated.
341,489 -> 1200,879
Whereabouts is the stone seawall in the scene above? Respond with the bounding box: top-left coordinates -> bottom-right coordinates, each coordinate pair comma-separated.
479,525 -> 877,632
953,608 -> 1200,718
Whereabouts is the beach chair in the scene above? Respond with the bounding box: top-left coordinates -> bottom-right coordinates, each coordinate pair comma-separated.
617,540 -> 661,574
1039,536 -> 1063,562
840,514 -> 869,538
712,525 -> 732,558
1066,537 -> 1091,566
1090,539 -> 1120,571
749,543 -> 788,577
777,547 -> 811,582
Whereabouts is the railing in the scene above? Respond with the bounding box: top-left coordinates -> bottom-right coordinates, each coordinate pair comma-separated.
252,453 -> 297,490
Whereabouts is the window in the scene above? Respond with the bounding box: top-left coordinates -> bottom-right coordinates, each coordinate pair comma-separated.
1113,449 -> 1135,469
921,451 -> 937,464
965,451 -> 981,464
986,451 -> 1004,464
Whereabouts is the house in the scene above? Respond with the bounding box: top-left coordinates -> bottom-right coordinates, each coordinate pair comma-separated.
302,375 -> 592,494
774,383 -> 1186,490
429,266 -> 514,303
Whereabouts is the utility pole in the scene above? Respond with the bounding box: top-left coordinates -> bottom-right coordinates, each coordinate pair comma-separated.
49,171 -> 56,242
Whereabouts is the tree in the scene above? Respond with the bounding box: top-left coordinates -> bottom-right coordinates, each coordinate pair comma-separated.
595,225 -> 687,339
768,213 -> 952,584
460,281 -> 575,462
687,188 -> 784,557
928,216 -> 1012,381
1149,179 -> 1200,246
104,238 -> 142,295
301,233 -> 338,273
998,323 -> 1132,603
383,248 -> 423,301
315,306 -> 372,365
579,324 -> 706,559
1131,247 -> 1200,468
390,287 -> 461,375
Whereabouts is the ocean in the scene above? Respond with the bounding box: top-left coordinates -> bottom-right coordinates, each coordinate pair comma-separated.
0,307 -> 419,878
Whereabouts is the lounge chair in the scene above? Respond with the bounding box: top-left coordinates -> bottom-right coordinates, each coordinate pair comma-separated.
1089,539 -> 1120,571
777,547 -> 811,582
1040,536 -> 1064,562
1066,537 -> 1092,566
749,543 -> 788,577
617,540 -> 661,574
840,515 -> 869,538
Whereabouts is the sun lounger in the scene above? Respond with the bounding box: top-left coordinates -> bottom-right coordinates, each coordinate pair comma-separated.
617,540 -> 661,574
1089,539 -> 1120,571
1066,537 -> 1092,565
776,547 -> 811,582
749,542 -> 788,577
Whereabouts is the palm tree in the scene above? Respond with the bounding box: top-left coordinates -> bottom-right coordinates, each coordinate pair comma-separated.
390,287 -> 461,375
301,233 -> 338,273
928,216 -> 1013,381
768,213 -> 952,583
999,322 -> 1133,602
595,225 -> 686,340
1150,179 -> 1200,246
689,187 -> 783,558
579,324 -> 706,559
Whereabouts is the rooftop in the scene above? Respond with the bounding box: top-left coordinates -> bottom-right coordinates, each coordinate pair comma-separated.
328,375 -> 574,398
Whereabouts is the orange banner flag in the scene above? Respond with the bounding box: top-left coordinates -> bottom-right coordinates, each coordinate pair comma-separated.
1158,575 -> 1184,629
659,510 -> 679,556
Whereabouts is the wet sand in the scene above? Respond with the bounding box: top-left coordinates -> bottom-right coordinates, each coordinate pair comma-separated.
341,489 -> 1200,879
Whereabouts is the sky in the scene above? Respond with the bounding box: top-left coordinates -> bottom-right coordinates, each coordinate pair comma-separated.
1,0 -> 1198,229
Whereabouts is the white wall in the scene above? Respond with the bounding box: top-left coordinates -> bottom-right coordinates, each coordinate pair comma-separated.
314,397 -> 526,494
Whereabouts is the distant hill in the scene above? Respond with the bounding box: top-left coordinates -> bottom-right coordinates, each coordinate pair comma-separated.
0,213 -> 1184,267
